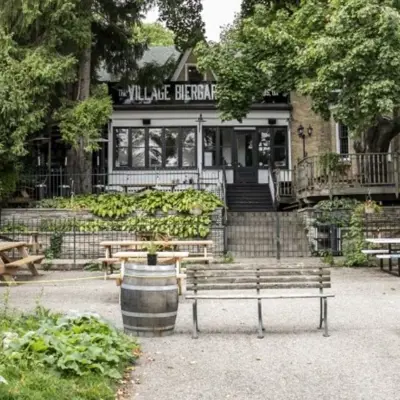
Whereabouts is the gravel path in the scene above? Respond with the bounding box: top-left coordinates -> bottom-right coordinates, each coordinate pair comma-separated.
2,267 -> 400,400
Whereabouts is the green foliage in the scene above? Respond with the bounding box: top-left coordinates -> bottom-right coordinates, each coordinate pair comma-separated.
222,252 -> 235,264
0,169 -> 17,200
133,22 -> 175,46
0,307 -> 139,400
57,85 -> 113,152
37,189 -> 224,219
314,198 -> 360,227
44,232 -> 63,259
319,153 -> 349,175
196,0 -> 400,145
342,201 -> 382,267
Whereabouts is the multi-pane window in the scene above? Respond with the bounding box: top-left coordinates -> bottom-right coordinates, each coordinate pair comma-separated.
203,126 -> 288,169
114,127 -> 197,169
338,123 -> 349,155
186,65 -> 205,83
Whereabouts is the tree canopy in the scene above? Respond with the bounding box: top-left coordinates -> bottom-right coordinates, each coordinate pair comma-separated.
134,22 -> 175,46
197,0 -> 400,152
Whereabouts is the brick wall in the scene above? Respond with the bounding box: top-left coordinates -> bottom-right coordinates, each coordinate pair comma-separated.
290,93 -> 333,165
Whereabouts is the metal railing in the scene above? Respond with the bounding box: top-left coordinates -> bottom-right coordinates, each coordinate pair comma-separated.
12,169 -> 222,201
275,169 -> 294,200
296,153 -> 400,198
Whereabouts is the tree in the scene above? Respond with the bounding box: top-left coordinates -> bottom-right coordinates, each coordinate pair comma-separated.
134,22 -> 175,46
197,0 -> 400,153
0,0 -> 205,193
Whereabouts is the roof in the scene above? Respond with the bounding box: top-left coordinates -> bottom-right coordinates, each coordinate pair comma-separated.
98,46 -> 181,82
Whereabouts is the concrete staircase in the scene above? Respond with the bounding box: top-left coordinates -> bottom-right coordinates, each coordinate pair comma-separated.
226,184 -> 274,212
226,212 -> 311,258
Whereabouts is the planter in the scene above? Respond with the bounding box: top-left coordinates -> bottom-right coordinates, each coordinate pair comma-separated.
147,253 -> 157,265
168,210 -> 178,216
121,263 -> 178,337
365,207 -> 375,214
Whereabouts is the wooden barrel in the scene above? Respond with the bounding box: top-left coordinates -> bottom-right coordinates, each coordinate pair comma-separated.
120,263 -> 179,337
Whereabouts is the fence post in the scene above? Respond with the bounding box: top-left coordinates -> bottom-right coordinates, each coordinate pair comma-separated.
275,209 -> 281,261
394,153 -> 399,199
73,217 -> 76,267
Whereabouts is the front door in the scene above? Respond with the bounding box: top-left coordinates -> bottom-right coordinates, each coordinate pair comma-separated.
233,131 -> 258,184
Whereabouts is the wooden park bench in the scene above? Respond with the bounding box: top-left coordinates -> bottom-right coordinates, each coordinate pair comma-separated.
186,264 -> 334,339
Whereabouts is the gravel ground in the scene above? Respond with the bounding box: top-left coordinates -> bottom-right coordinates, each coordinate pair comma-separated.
2,266 -> 400,400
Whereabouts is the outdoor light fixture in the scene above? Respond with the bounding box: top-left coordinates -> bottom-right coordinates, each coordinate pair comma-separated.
297,124 -> 313,158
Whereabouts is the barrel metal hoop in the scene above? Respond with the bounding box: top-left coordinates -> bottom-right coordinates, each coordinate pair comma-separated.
121,310 -> 177,318
123,324 -> 176,332
121,283 -> 178,291
124,274 -> 176,279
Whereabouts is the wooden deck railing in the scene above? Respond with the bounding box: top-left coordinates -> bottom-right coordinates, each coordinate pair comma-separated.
295,153 -> 400,198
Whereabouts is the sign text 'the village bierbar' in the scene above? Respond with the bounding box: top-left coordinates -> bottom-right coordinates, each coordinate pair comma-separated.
119,83 -> 217,102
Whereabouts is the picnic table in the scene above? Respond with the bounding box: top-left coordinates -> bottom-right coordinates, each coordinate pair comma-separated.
0,241 -> 44,284
107,183 -> 177,194
366,238 -> 400,275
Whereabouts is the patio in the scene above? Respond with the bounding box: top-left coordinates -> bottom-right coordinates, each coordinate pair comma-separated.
1,265 -> 400,399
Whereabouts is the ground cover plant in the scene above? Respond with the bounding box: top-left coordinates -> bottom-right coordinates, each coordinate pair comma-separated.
0,295 -> 140,400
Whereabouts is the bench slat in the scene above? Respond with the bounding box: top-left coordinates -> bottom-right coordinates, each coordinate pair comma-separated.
5,255 -> 44,268
186,269 -> 330,277
376,254 -> 400,259
362,249 -> 389,254
186,294 -> 335,300
187,283 -> 331,291
188,265 -> 327,271
187,276 -> 330,285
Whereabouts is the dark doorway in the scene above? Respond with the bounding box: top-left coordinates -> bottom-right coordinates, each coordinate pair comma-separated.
233,131 -> 258,184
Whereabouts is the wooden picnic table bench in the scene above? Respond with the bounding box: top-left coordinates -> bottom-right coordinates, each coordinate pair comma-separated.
185,264 -> 335,339
366,238 -> 400,275
107,183 -> 177,194
0,241 -> 44,284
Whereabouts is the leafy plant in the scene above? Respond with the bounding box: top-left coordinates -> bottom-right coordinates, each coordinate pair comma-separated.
44,232 -> 63,259
146,242 -> 158,255
319,153 -> 349,176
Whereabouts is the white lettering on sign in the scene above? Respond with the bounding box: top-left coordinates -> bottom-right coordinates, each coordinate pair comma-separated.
120,84 -> 218,103
117,84 -> 286,103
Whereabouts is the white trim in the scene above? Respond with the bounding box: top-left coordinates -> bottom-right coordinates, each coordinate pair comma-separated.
185,63 -> 207,81
287,118 -> 292,170
171,49 -> 192,81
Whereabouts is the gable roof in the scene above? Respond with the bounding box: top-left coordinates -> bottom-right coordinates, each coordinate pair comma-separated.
98,46 -> 181,82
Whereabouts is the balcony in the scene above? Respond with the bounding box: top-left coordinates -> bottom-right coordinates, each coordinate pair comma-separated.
295,153 -> 400,201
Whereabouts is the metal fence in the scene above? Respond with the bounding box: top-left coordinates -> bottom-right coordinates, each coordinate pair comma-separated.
13,169 -> 221,201
0,213 -> 224,262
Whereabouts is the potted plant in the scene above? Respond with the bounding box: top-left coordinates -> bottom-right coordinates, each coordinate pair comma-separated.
147,242 -> 158,265
364,200 -> 381,214
189,202 -> 203,216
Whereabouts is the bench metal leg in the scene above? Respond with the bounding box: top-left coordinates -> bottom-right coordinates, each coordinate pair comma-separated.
323,298 -> 330,337
257,299 -> 264,339
192,301 -> 199,339
318,297 -> 324,329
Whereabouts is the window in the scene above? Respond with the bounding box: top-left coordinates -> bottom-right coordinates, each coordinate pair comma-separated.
203,126 -> 289,169
186,64 -> 205,83
114,128 -> 129,167
272,128 -> 288,167
337,123 -> 349,155
203,128 -> 217,167
114,127 -> 197,169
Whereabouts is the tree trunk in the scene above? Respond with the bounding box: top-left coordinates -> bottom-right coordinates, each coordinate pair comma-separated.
67,44 -> 92,194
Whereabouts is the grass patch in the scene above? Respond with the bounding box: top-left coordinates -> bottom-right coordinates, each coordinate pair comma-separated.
0,294 -> 140,400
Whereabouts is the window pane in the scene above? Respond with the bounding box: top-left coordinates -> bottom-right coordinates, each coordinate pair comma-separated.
220,128 -> 232,166
132,128 -> 145,167
203,128 -> 217,167
339,124 -> 349,154
273,128 -> 287,146
258,128 -> 271,167
182,127 -> 196,167
274,147 -> 287,167
165,128 -> 179,167
149,128 -> 163,167
115,128 -> 129,167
